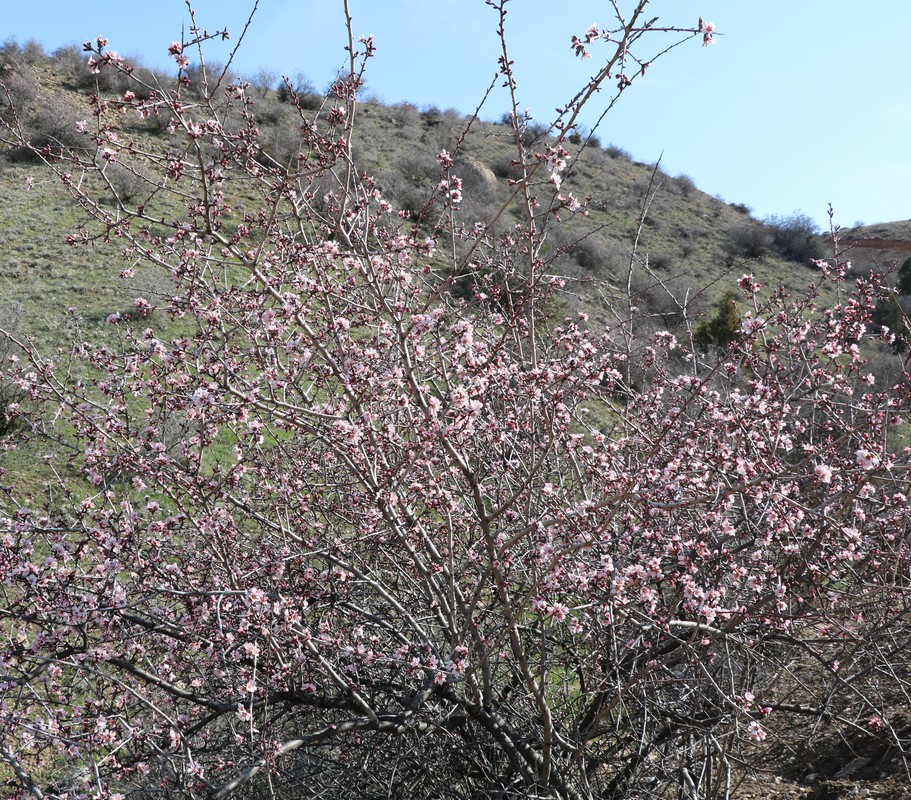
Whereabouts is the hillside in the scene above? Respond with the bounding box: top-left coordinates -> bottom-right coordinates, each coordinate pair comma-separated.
2,40 -> 894,348
839,220 -> 911,277
6,38 -> 911,494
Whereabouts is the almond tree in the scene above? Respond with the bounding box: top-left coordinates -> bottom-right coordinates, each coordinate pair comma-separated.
2,4 -> 910,799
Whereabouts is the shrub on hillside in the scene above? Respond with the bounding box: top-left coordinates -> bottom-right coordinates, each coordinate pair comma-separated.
387,101 -> 420,128
276,73 -> 322,110
567,125 -> 600,148
568,233 -> 613,272
455,155 -> 497,200
397,150 -> 438,187
523,119 -> 549,144
52,43 -> 134,95
101,162 -> 151,205
489,153 -> 523,180
630,273 -> 693,329
766,211 -> 824,263
0,38 -> 24,68
7,94 -> 84,161
675,172 -> 697,197
724,221 -> 774,259
20,39 -> 46,64
182,61 -> 238,99
247,67 -> 279,95
605,143 -> 630,159
0,63 -> 37,125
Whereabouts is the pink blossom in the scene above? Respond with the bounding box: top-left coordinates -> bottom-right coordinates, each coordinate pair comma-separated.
570,35 -> 591,59
564,193 -> 582,213
741,313 -> 764,335
699,18 -> 716,46
855,448 -> 880,470
815,463 -> 833,484
746,721 -> 767,742
738,274 -> 761,292
544,145 -> 568,173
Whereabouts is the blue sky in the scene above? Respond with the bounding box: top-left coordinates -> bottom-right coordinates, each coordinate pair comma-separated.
5,1 -> 909,230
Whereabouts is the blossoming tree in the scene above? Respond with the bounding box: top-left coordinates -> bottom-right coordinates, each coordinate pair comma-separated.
2,3 -> 910,799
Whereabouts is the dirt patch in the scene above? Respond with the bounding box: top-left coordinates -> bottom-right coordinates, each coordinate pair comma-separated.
842,238 -> 911,253
731,710 -> 911,799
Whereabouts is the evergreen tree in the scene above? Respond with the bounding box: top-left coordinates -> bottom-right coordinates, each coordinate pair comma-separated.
694,290 -> 740,350
897,256 -> 911,296
872,291 -> 908,353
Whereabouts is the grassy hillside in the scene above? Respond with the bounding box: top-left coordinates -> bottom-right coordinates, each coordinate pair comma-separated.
2,40 -> 910,442
1,40 -> 880,350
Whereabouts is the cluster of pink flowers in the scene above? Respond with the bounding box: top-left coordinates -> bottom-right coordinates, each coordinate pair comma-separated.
699,17 -> 716,46
7,8 -> 909,800
570,23 -> 601,60
746,720 -> 767,742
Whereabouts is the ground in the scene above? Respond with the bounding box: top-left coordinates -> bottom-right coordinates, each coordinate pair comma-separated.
733,707 -> 911,799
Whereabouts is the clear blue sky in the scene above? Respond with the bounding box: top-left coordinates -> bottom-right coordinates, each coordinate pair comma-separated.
5,1 -> 909,230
